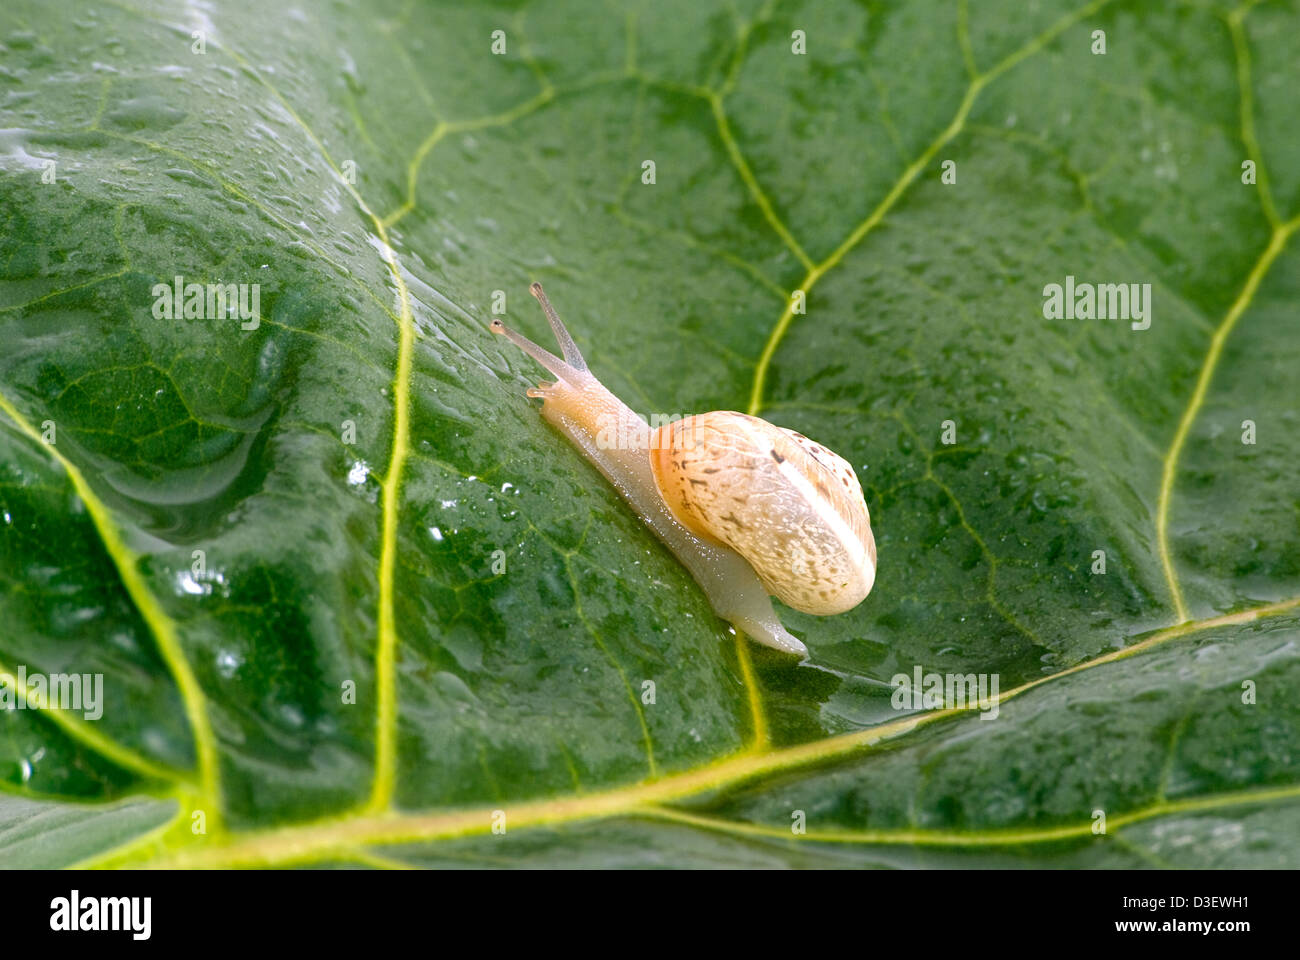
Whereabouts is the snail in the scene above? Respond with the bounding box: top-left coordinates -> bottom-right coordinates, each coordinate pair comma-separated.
490,283 -> 876,658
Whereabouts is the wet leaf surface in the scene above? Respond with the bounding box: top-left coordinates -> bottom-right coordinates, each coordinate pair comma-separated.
1,0 -> 1298,867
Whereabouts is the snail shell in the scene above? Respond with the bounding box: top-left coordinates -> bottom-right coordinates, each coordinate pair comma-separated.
650,412 -> 876,615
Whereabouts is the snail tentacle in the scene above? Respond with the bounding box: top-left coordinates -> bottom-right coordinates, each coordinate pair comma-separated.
529,282 -> 587,371
490,318 -> 587,385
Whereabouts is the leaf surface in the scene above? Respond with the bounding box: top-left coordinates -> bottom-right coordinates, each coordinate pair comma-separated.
1,0 -> 1298,867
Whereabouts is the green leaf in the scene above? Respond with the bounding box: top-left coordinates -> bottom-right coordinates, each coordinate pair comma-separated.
1,0 -> 1298,868
0,794 -> 175,868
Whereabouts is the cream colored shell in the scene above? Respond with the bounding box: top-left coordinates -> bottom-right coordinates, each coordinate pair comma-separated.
650,411 -> 876,615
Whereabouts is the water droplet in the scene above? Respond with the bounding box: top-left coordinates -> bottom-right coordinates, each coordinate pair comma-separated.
216,650 -> 241,678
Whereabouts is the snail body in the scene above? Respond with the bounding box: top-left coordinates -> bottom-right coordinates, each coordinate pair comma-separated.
490,284 -> 876,658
